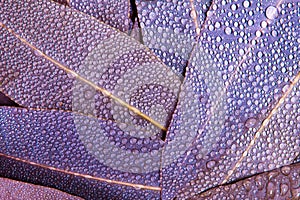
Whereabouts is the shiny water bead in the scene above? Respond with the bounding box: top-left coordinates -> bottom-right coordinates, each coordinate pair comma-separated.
266,6 -> 278,20
192,162 -> 300,199
136,0 -> 212,74
0,0 -> 181,139
69,0 -> 132,32
162,1 -> 300,199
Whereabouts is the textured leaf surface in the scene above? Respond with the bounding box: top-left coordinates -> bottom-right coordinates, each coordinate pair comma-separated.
0,0 -> 299,199
0,154 -> 160,200
162,0 -> 300,199
67,0 -> 132,32
189,162 -> 300,199
0,177 -> 83,200
0,107 -> 161,199
135,0 -> 212,75
0,0 -> 181,135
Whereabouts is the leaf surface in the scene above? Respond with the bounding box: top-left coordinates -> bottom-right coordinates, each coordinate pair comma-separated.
135,0 -> 212,75
67,0 -> 132,32
0,106 -> 161,199
0,0 -> 181,135
0,177 -> 83,200
189,162 -> 300,199
161,0 -> 300,199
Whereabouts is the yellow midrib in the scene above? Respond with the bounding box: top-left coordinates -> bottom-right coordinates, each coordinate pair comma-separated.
0,22 -> 167,132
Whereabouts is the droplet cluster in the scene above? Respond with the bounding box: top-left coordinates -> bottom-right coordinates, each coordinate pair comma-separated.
136,0 -> 212,74
0,107 -> 162,197
190,163 -> 300,199
162,1 -> 300,199
0,177 -> 82,200
70,0 -> 131,32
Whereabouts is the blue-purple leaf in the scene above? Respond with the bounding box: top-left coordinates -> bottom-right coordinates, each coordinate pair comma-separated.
0,0 -> 299,199
0,177 -> 83,200
161,0 -> 299,199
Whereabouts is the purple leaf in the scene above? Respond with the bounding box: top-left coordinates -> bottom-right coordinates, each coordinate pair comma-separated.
135,0 -> 212,75
0,177 -> 83,200
0,0 -> 299,199
189,162 -> 300,199
0,107 -> 161,199
161,0 -> 299,199
0,92 -> 19,107
0,0 -> 181,136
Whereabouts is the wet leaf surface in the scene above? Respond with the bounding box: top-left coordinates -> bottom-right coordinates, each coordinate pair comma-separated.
0,177 -> 83,200
0,0 -> 299,199
189,162 -> 300,199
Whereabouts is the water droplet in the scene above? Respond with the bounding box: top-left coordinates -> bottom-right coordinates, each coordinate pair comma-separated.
261,21 -> 268,28
77,36 -> 84,43
206,160 -> 216,169
149,12 -> 156,20
280,166 -> 291,175
231,4 -> 237,11
34,49 -> 43,57
267,181 -> 276,198
243,0 -> 250,8
225,27 -> 232,35
266,6 -> 278,20
256,30 -> 262,37
215,21 -> 221,29
245,117 -> 257,128
84,90 -> 93,99
190,10 -> 197,19
255,65 -> 261,72
280,183 -> 289,195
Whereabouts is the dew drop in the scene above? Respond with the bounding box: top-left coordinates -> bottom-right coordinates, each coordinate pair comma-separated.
261,21 -> 268,28
34,49 -> 43,57
266,181 -> 276,198
245,118 -> 257,128
243,180 -> 252,191
256,30 -> 262,37
266,6 -> 278,20
231,4 -> 237,11
243,0 -> 250,8
206,160 -> 216,169
280,183 -> 289,196
190,10 -> 197,19
84,90 -> 93,99
225,27 -> 232,35
255,65 -> 261,72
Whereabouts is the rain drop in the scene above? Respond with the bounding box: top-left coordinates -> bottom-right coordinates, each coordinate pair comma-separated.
280,166 -> 291,175
243,1 -> 250,8
280,183 -> 289,196
267,181 -> 276,198
206,160 -> 216,169
225,27 -> 232,35
266,6 -> 278,20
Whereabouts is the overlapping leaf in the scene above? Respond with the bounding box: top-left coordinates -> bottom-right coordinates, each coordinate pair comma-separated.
0,107 -> 161,199
190,162 -> 300,199
0,0 -> 182,135
135,0 -> 212,75
161,0 -> 300,199
0,177 -> 83,200
0,0 -> 299,199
